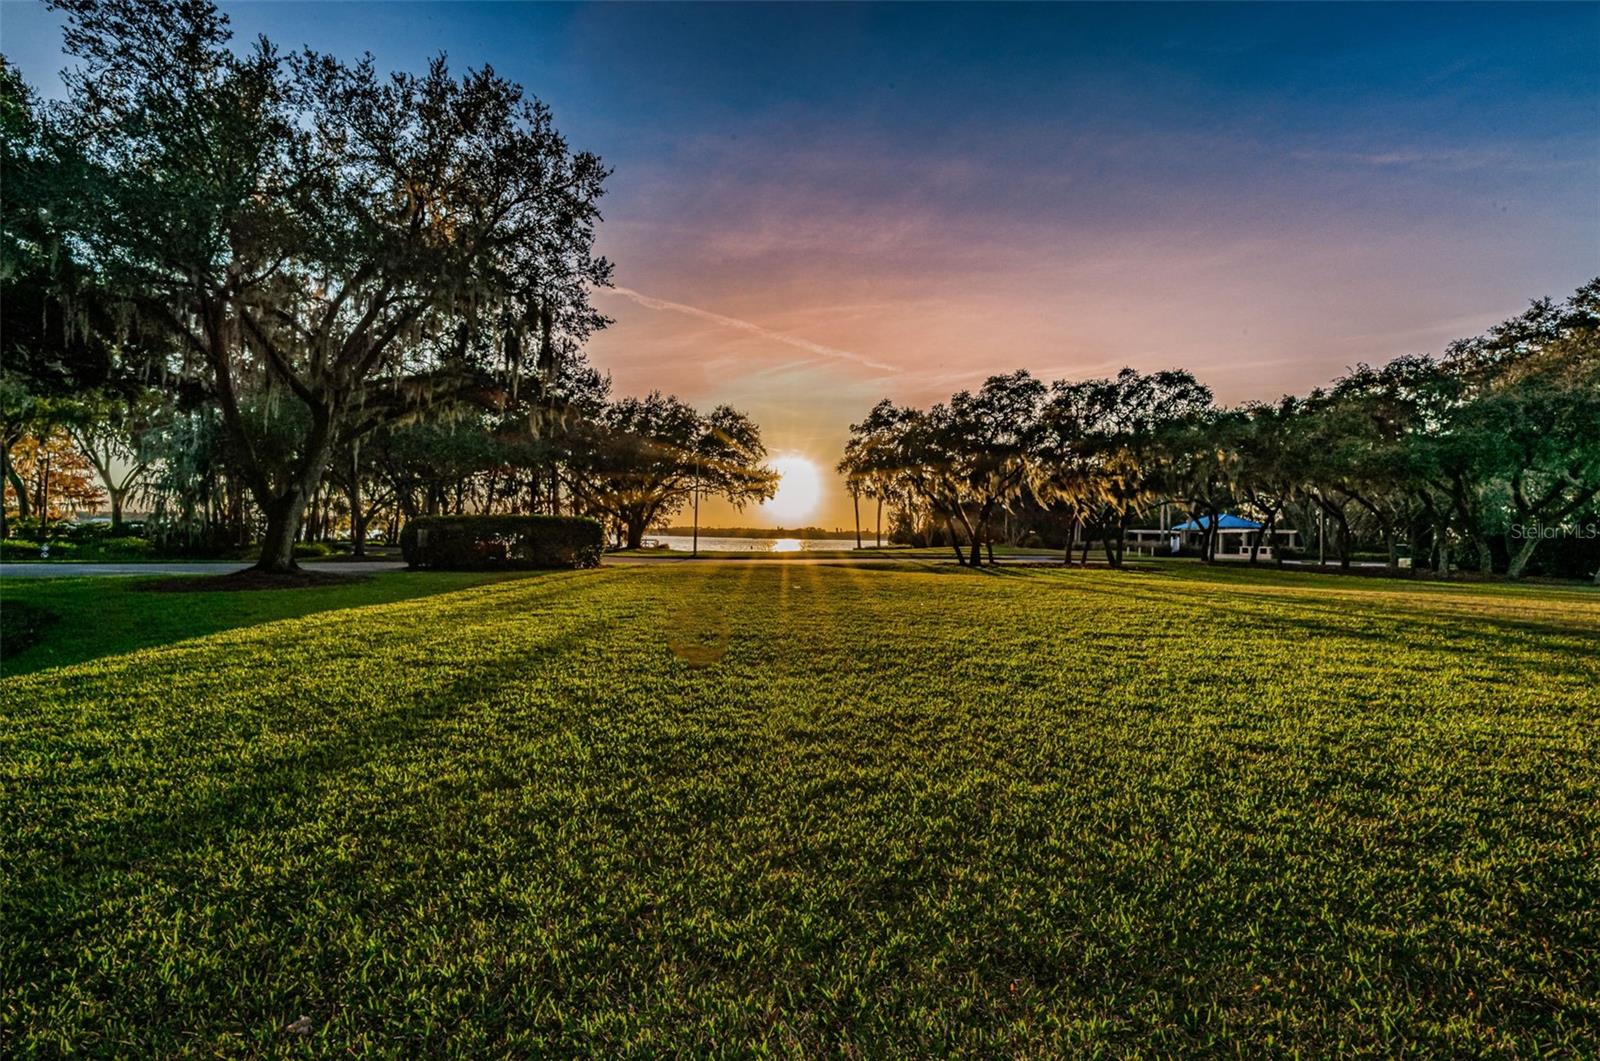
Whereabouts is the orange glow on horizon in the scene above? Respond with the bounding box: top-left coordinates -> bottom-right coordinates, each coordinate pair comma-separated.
759,455 -> 824,524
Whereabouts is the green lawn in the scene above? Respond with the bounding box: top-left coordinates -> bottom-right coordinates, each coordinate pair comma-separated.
2,564 -> 1596,1054
0,571 -> 515,676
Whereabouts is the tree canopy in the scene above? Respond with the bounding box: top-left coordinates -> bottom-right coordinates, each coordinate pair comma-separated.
1,0 -> 774,566
842,282 -> 1599,579
575,394 -> 777,549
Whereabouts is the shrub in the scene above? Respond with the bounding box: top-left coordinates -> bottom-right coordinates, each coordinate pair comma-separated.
401,515 -> 603,570
293,541 -> 338,559
62,521 -> 130,542
6,518 -> 51,540
1,539 -> 75,562
1,539 -> 40,562
1,536 -> 159,562
100,537 -> 155,560
0,599 -> 58,660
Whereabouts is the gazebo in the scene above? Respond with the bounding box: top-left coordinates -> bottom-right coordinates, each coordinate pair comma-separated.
1170,513 -> 1298,559
1124,513 -> 1299,559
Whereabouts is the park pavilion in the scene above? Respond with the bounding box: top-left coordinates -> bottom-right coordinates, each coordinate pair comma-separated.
1123,513 -> 1300,560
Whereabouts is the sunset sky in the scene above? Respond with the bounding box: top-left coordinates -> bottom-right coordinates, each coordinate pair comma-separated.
5,1 -> 1597,528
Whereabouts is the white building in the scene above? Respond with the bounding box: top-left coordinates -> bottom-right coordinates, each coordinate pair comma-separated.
1124,513 -> 1299,560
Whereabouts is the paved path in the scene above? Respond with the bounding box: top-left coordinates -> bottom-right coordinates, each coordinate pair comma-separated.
0,561 -> 409,579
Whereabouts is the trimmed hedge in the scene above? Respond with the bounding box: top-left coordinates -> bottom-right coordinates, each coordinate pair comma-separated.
401,515 -> 603,570
0,537 -> 157,563
0,539 -> 52,562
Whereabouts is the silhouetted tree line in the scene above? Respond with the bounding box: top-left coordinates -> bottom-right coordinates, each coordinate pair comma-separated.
1,2 -> 773,568
840,283 -> 1600,581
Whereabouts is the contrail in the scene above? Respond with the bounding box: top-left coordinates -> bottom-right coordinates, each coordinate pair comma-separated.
603,286 -> 896,372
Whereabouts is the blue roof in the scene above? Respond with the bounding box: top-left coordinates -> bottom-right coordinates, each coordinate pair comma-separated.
1170,513 -> 1262,532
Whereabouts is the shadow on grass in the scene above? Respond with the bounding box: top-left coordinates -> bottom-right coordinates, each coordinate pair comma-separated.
1056,570 -> 1600,682
3,577 -> 621,996
0,600 -> 59,662
0,570 -> 550,677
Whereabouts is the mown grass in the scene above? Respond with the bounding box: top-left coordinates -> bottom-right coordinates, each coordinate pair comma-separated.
0,571 -> 515,676
2,564 -> 1596,1054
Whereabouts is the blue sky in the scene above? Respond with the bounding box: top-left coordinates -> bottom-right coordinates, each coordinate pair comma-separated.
4,1 -> 1596,525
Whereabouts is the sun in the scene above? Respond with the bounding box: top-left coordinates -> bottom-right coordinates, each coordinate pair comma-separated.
760,455 -> 823,524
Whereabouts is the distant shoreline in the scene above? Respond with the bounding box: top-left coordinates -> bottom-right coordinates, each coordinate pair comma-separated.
658,527 -> 873,541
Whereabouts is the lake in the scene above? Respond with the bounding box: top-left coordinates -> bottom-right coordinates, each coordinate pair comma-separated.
649,535 -> 885,553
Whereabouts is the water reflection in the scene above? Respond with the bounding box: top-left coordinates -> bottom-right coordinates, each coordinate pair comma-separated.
651,535 -> 883,553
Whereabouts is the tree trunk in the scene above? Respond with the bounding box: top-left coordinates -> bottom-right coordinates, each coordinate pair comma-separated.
1254,510 -> 1279,565
1,445 -> 24,536
1315,501 -> 1352,571
347,442 -> 366,558
1505,533 -> 1539,580
966,501 -> 994,567
1064,514 -> 1078,566
348,488 -> 365,557
626,517 -> 647,550
852,489 -> 861,549
1442,479 -> 1493,574
945,517 -> 964,563
249,408 -> 337,572
875,496 -> 882,548
36,449 -> 51,535
256,490 -> 309,573
483,471 -> 499,515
